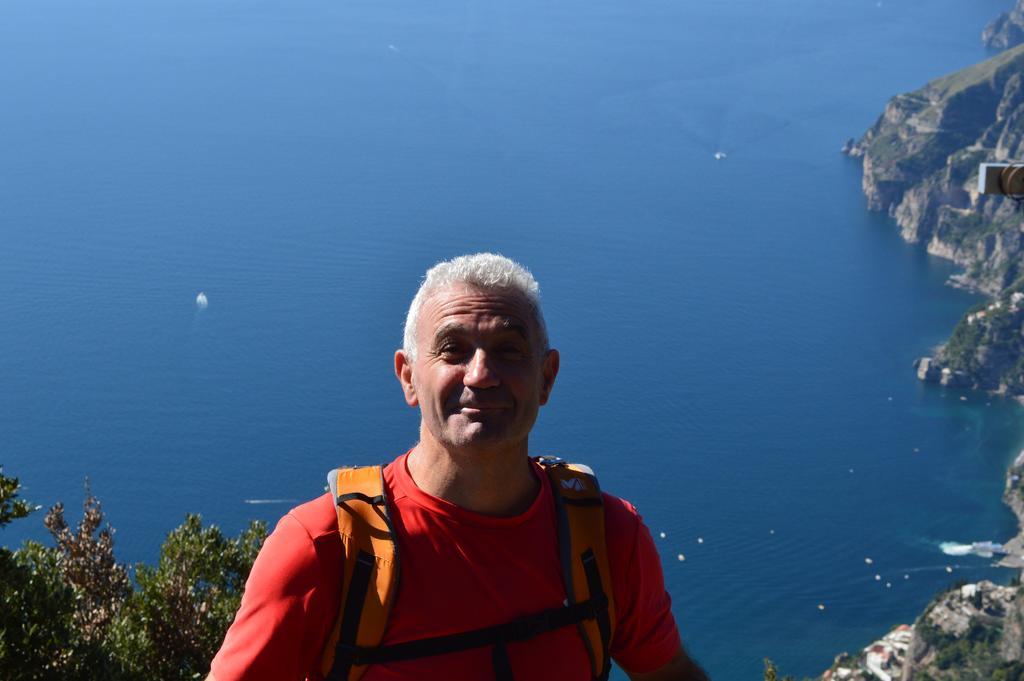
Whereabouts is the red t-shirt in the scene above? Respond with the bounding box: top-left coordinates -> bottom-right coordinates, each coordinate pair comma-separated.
211,453 -> 681,680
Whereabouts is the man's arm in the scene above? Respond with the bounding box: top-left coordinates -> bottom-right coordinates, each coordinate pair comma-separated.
626,646 -> 710,681
603,496 -> 708,680
208,511 -> 327,681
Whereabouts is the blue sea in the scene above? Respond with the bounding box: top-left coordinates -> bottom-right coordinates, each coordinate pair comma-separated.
1,0 -> 1021,678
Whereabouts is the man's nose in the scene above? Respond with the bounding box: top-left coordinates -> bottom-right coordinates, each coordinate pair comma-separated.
464,348 -> 500,388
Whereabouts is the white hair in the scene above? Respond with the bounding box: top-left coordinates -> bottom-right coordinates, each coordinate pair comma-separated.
402,253 -> 548,360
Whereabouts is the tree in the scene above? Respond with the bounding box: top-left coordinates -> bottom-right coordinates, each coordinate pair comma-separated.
108,515 -> 267,680
0,468 -> 116,680
43,483 -> 132,641
763,658 -> 795,681
0,465 -> 34,528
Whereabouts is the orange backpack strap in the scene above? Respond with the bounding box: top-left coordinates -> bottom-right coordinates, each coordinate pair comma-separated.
536,456 -> 616,681
320,466 -> 400,681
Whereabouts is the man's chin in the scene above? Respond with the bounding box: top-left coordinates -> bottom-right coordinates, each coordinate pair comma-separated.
443,420 -> 515,449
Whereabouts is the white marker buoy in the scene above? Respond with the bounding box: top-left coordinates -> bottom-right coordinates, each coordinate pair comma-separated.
817,604 -> 825,611
875,574 -> 881,581
865,557 -> 874,565
697,537 -> 704,544
677,553 -> 685,562
659,532 -> 666,539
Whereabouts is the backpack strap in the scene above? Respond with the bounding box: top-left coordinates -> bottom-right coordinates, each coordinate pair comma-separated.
536,456 -> 617,681
321,466 -> 400,681
339,595 -> 609,669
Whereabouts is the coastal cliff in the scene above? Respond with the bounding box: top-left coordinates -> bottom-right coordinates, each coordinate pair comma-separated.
849,43 -> 1024,395
985,0 -> 1024,50
820,28 -> 1024,681
851,43 -> 1024,296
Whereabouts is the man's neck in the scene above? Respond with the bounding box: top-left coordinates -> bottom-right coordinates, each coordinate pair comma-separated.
406,436 -> 540,517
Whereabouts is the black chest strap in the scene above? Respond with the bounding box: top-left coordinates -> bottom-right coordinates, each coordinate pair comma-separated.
333,593 -> 609,680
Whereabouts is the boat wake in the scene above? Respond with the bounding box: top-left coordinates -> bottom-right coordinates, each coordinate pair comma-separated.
939,542 -> 973,556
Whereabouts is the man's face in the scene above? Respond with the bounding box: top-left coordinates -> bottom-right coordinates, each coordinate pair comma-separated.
395,283 -> 558,454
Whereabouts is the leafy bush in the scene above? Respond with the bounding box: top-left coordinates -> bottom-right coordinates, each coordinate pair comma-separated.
44,488 -> 132,641
0,466 -> 34,528
762,658 -> 795,681
109,515 -> 266,680
0,467 -> 267,681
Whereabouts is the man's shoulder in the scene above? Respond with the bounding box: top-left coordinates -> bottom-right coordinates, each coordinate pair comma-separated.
289,458 -> 403,541
600,491 -> 644,544
538,458 -> 645,543
286,491 -> 339,542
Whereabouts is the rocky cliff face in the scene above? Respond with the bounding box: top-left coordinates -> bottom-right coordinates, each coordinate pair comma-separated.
850,44 -> 1024,395
985,0 -> 1024,50
916,292 -> 1024,395
853,44 -> 1024,296
998,452 -> 1024,570
902,581 -> 1024,680
820,582 -> 1024,681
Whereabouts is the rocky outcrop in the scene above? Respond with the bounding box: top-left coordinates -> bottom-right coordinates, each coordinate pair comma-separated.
902,581 -> 1023,680
985,0 -> 1024,50
820,582 -> 1024,681
998,451 -> 1024,571
913,292 -> 1024,394
854,45 -> 1024,295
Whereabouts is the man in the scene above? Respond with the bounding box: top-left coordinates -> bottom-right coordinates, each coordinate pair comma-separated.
209,253 -> 708,681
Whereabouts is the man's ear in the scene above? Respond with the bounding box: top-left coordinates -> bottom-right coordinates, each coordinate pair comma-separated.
395,350 -> 418,407
538,348 -> 559,406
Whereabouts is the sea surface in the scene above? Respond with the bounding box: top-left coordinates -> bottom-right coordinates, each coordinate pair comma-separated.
1,0 -> 1022,678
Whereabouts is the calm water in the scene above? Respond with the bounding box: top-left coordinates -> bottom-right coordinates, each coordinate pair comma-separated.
1,0 -> 1021,678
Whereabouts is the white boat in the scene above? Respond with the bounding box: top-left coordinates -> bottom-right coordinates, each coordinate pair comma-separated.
971,541 -> 1006,555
